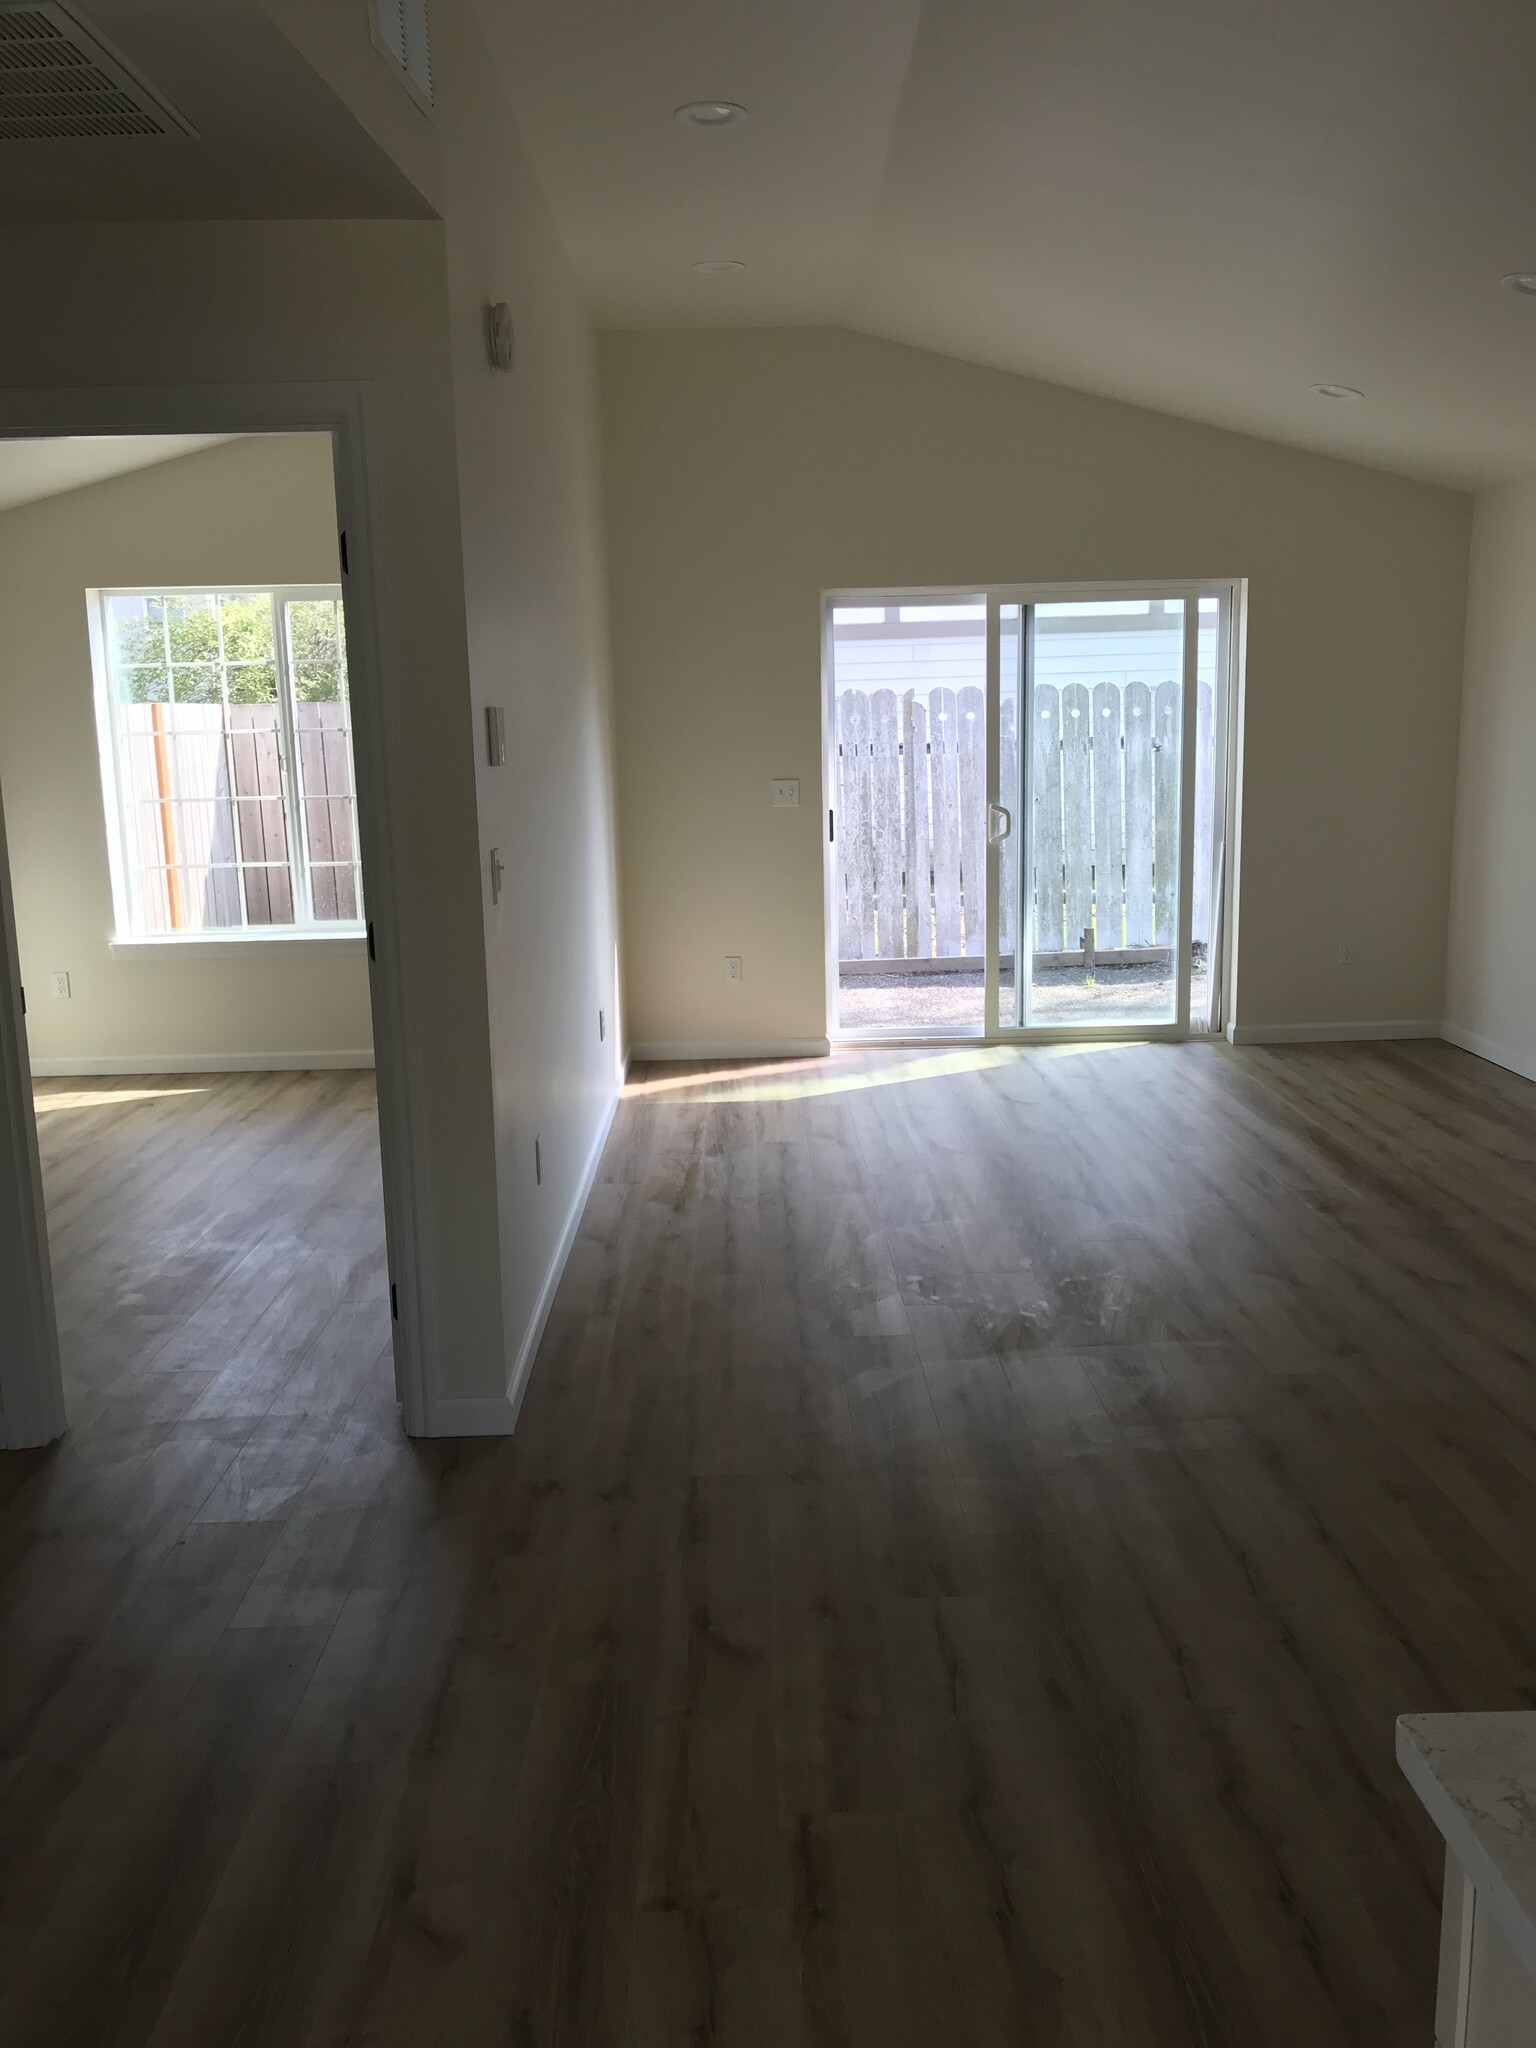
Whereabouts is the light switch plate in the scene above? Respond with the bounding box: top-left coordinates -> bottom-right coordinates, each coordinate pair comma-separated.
772,779 -> 800,808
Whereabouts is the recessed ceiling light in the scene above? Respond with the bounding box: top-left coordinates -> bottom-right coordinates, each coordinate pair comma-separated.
1501,273 -> 1536,297
693,259 -> 746,275
675,100 -> 746,128
1312,383 -> 1364,402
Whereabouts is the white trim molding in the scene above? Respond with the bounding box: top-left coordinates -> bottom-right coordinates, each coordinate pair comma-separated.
109,933 -> 366,961
629,1037 -> 831,1063
1226,1019 -> 1442,1046
427,1072 -> 624,1438
1441,1023 -> 1536,1086
30,1050 -> 375,1077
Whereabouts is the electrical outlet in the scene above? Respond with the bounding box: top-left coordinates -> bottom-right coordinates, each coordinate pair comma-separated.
50,971 -> 70,1000
1337,938 -> 1360,966
772,778 -> 800,808
725,955 -> 743,983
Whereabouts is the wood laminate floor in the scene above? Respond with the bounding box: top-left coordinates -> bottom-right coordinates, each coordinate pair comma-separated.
5,1042 -> 1536,2045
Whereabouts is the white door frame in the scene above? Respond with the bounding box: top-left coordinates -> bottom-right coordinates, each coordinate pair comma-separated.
822,579 -> 1243,1049
0,383 -> 432,1444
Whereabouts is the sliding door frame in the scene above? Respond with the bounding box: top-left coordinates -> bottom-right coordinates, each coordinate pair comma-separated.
824,578 -> 1242,1049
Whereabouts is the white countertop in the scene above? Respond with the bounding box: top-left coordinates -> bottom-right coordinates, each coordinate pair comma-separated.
1398,1712 -> 1536,1985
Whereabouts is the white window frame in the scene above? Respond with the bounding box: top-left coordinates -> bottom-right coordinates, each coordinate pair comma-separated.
88,582 -> 366,948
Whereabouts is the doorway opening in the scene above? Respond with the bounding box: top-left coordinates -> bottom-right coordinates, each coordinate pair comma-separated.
0,401 -> 425,1449
825,583 -> 1238,1042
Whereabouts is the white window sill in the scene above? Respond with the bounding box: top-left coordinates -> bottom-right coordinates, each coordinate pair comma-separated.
110,929 -> 366,961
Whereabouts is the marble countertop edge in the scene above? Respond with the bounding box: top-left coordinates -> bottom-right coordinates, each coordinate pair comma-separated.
1397,1711 -> 1536,1990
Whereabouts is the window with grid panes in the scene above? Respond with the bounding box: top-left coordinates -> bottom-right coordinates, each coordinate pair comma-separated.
93,588 -> 364,937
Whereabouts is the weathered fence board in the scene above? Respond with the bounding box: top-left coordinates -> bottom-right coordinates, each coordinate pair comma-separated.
837,689 -> 874,959
869,688 -> 903,958
1192,676 -> 1214,949
1061,682 -> 1093,952
999,693 -> 1018,960
1033,686 -> 1064,951
929,686 -> 963,956
1091,680 -> 1125,948
1123,680 -> 1155,945
1152,679 -> 1180,946
901,691 -> 930,958
956,683 -> 985,955
833,677 -> 1211,967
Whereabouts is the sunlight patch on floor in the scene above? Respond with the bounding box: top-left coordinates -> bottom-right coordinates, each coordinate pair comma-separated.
32,1084 -> 211,1114
625,1039 -> 1147,1103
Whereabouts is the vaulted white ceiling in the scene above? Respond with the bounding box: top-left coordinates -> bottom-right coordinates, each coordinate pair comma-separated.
484,0 -> 1536,487
0,436 -> 242,514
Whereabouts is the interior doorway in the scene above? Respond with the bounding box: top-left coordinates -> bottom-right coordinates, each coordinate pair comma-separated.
0,391 -> 429,1448
825,583 -> 1238,1042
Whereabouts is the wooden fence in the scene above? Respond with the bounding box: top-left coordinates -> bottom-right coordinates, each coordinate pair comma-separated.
834,679 -> 1213,962
121,701 -> 358,932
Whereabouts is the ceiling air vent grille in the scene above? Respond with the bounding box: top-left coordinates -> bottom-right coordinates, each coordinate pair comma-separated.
0,3 -> 193,140
370,0 -> 432,113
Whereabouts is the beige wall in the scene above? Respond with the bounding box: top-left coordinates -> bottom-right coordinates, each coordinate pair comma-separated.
273,0 -> 626,1403
0,433 -> 373,1072
601,327 -> 1472,1049
1444,477 -> 1536,1081
429,1 -> 626,1392
0,217 -> 508,1410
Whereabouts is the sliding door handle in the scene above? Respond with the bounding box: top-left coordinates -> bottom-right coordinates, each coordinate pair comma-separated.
988,803 -> 1013,843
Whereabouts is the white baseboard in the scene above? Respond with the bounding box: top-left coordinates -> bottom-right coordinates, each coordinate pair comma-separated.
426,1071 -> 624,1439
1441,1022 -> 1536,1085
1226,1020 -> 1442,1046
629,1037 -> 830,1063
30,1049 -> 375,1077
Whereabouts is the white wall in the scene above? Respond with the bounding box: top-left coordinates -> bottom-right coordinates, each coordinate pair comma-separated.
0,0 -> 629,1422
1444,477 -> 1536,1081
0,433 -> 373,1072
271,0 -> 626,1412
0,217 -> 510,1412
600,327 -> 1472,1050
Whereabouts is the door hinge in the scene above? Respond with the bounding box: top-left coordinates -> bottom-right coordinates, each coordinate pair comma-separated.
339,529 -> 349,575
366,920 -> 376,961
390,1281 -> 399,1321
828,808 -> 835,843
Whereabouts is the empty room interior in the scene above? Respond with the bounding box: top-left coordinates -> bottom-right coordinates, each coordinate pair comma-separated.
3,4 -> 1536,2045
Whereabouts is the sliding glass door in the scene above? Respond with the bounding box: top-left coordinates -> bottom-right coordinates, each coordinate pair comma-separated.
828,582 -> 1234,1041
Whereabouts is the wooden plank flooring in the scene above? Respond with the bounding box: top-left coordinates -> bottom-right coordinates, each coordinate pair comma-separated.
5,1043 -> 1536,2044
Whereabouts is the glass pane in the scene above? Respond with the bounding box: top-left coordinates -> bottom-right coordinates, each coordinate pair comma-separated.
293,662 -> 342,703
226,661 -> 277,705
165,595 -> 218,664
108,594 -> 165,668
1029,598 -> 1183,1028
217,594 -> 274,662
998,605 -> 1021,1026
290,614 -> 364,923
831,595 -> 986,1033
170,665 -> 220,704
117,662 -> 168,704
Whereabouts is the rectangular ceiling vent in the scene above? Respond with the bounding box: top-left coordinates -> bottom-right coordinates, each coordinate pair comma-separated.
0,2 -> 194,140
369,0 -> 432,114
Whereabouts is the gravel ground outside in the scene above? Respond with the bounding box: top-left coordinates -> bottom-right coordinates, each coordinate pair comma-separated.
838,960 -> 1210,1032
